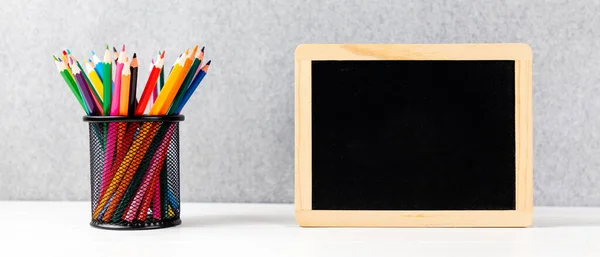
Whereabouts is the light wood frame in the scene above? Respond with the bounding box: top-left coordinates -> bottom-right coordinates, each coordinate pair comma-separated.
294,44 -> 533,227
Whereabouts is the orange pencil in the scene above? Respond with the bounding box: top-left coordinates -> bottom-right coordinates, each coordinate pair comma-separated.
150,49 -> 193,115
120,58 -> 131,116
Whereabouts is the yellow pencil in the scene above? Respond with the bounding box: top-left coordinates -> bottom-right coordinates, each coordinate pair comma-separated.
85,60 -> 104,100
150,49 -> 193,115
120,58 -> 131,116
149,52 -> 187,115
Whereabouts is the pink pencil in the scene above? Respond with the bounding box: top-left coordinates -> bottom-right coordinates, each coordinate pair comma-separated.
98,124 -> 117,201
110,45 -> 126,115
124,124 -> 176,221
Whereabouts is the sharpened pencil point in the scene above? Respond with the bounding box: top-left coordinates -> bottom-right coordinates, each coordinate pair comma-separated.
62,50 -> 67,56
201,46 -> 205,52
206,60 -> 211,65
66,49 -> 71,55
160,51 -> 165,58
113,46 -> 117,53
91,50 -> 95,56
106,45 -> 109,50
122,45 -> 125,51
88,58 -> 92,63
53,55 -> 58,61
133,53 -> 137,58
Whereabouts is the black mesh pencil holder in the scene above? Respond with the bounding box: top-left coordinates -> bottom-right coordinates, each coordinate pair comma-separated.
83,115 -> 184,230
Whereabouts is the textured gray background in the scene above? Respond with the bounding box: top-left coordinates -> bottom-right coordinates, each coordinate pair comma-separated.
0,0 -> 599,205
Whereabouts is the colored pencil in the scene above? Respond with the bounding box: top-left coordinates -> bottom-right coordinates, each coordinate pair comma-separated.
113,123 -> 171,222
150,50 -> 191,115
72,55 -> 103,111
125,124 -> 175,221
85,60 -> 104,100
112,46 -> 119,64
54,57 -> 87,113
91,50 -> 103,80
128,53 -> 138,116
120,58 -> 131,116
159,52 -> 165,93
135,51 -> 165,115
71,64 -> 99,115
169,46 -> 202,114
111,45 -> 126,115
62,50 -> 71,70
151,58 -> 158,104
102,45 -> 112,115
99,123 -> 159,221
173,60 -> 211,114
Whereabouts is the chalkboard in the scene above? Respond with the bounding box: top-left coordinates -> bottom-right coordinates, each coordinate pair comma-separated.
312,60 -> 515,210
295,44 -> 533,227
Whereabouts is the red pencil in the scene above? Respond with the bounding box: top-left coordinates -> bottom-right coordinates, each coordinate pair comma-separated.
135,51 -> 165,116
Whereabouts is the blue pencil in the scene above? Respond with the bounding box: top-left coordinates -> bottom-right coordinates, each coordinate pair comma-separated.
173,60 -> 211,114
91,51 -> 104,81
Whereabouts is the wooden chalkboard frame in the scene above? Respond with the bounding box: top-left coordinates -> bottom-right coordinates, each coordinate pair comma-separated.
294,44 -> 533,227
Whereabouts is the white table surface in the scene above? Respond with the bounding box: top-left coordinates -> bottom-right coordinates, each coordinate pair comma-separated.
1,202 -> 600,257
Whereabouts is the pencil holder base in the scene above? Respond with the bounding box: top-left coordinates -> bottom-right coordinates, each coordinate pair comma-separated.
90,218 -> 182,230
85,116 -> 184,231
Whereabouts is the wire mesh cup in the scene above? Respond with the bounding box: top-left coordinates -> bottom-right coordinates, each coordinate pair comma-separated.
83,115 -> 184,230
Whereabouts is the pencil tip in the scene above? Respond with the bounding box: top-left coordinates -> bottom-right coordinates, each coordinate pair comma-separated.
53,55 -> 58,61
122,45 -> 125,51
91,50 -> 95,55
66,49 -> 71,55
206,60 -> 211,65
106,45 -> 109,50
133,53 -> 137,58
62,50 -> 67,55
88,58 -> 92,63
201,46 -> 205,52
161,51 -> 165,58
113,46 -> 118,53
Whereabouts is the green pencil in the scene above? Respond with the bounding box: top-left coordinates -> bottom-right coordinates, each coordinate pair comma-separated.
54,57 -> 87,114
102,45 -> 112,115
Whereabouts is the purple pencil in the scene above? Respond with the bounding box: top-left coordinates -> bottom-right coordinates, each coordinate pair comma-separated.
71,65 -> 97,115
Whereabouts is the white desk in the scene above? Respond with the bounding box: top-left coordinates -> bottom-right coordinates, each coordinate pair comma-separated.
1,202 -> 599,257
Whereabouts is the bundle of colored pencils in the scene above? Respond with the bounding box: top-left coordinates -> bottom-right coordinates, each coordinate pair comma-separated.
54,45 -> 210,116
53,45 -> 211,224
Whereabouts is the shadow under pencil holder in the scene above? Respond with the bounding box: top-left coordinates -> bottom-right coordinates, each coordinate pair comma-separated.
83,115 -> 184,230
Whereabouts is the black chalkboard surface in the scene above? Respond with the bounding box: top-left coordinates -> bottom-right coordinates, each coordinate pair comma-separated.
312,60 -> 515,210
295,44 -> 532,227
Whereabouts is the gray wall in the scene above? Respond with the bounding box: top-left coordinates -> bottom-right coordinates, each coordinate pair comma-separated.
0,0 -> 598,206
